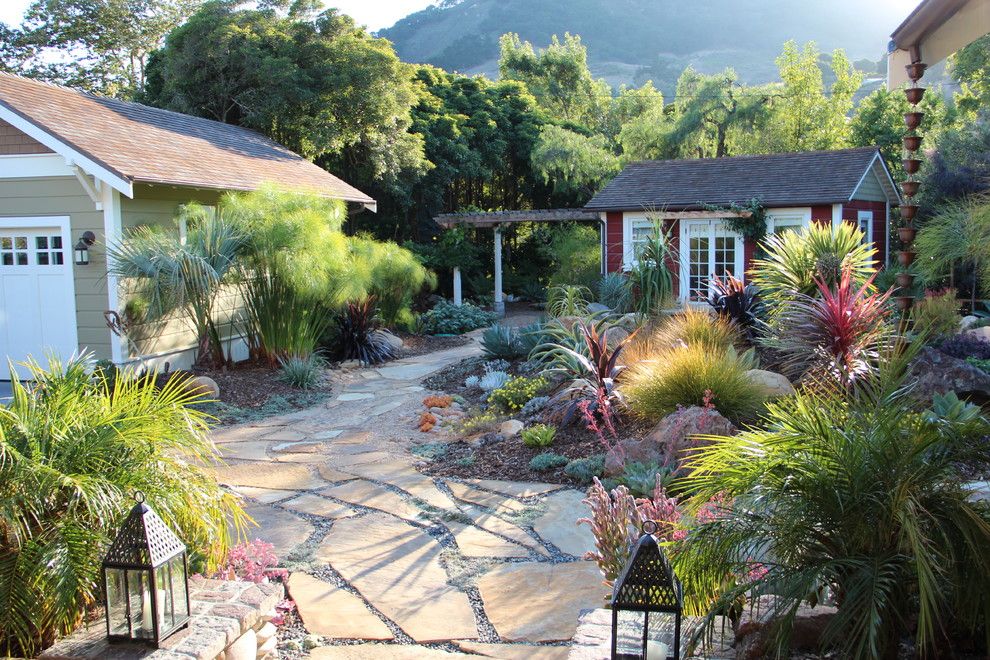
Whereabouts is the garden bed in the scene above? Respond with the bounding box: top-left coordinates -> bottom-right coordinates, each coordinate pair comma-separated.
395,331 -> 471,357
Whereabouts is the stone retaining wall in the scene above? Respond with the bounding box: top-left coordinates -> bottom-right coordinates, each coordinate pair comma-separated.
40,576 -> 283,660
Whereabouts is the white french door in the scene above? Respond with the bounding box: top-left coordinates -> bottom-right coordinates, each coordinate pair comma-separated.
679,220 -> 745,303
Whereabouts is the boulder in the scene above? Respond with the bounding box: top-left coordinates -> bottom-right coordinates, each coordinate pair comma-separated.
375,329 -> 404,350
966,326 -> 990,343
556,315 -> 584,331
907,346 -> 990,403
587,302 -> 612,314
735,595 -> 838,660
499,420 -> 524,437
745,369 -> 794,397
182,375 -> 219,400
605,406 -> 736,476
616,313 -> 641,332
603,325 -> 631,348
961,315 -> 980,331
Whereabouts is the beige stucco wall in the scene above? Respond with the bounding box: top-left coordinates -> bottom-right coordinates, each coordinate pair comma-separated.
0,175 -> 112,360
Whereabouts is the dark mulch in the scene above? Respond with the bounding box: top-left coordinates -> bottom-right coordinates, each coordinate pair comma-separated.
189,361 -> 335,426
396,331 -> 471,358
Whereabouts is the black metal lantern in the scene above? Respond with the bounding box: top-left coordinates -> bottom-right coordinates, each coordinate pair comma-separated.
102,492 -> 191,647
611,521 -> 683,660
74,231 -> 95,266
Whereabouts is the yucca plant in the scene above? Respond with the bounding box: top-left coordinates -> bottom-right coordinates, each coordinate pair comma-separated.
630,220 -> 678,316
768,265 -> 894,388
547,284 -> 593,317
674,349 -> 990,659
337,297 -> 396,365
750,222 -> 877,315
107,207 -> 246,366
0,355 -> 244,657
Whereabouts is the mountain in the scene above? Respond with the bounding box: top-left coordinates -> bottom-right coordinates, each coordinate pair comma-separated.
379,0 -> 906,93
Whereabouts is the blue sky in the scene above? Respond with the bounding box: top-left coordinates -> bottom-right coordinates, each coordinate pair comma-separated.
0,1 -> 438,32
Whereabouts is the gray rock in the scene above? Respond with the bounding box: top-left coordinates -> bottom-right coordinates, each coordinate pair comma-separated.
605,406 -> 736,476
966,326 -> 990,343
603,325 -> 631,348
745,369 -> 795,397
961,315 -> 980,331
587,302 -> 612,314
907,346 -> 990,403
499,419 -> 524,437
375,329 -> 404,350
616,313 -> 641,332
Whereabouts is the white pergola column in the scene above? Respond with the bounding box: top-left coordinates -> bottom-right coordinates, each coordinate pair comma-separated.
493,225 -> 505,316
452,266 -> 462,306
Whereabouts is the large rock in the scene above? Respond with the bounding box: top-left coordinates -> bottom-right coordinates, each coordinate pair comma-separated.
907,346 -> 990,403
605,406 -> 736,476
745,369 -> 795,397
616,313 -> 641,332
734,595 -> 838,660
182,375 -> 220,400
374,329 -> 404,350
603,325 -> 631,348
499,419 -> 524,437
961,315 -> 980,331
587,302 -> 612,314
966,326 -> 990,342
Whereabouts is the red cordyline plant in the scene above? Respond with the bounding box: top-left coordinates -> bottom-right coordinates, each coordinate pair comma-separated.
548,321 -> 636,446
772,264 -> 892,388
578,475 -> 685,587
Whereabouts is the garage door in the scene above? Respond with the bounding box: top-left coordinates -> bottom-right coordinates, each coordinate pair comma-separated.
0,219 -> 78,380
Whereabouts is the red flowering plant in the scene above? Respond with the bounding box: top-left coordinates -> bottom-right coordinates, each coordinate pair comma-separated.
213,539 -> 287,584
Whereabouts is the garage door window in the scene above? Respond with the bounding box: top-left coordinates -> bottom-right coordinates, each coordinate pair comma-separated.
35,235 -> 65,265
1,235 -> 29,266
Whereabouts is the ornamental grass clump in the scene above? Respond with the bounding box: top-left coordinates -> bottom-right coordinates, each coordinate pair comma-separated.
911,288 -> 961,342
622,342 -> 763,424
0,355 -> 245,657
673,347 -> 990,659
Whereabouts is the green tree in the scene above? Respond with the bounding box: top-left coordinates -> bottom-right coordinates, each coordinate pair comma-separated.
143,1 -> 426,186
950,34 -> 990,120
498,32 -> 611,132
757,41 -> 863,152
6,0 -> 200,97
531,124 -> 620,199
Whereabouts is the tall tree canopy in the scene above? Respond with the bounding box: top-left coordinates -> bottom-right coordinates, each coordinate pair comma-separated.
2,0 -> 200,97
143,0 -> 426,185
951,34 -> 990,120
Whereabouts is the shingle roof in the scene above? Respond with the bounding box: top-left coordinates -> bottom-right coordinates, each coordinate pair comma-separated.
0,72 -> 374,204
584,147 -> 890,211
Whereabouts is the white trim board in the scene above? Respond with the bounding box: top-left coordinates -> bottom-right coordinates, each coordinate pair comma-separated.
0,103 -> 134,198
101,185 -> 125,363
0,153 -> 75,178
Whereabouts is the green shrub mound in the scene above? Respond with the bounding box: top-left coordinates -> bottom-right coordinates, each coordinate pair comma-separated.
0,356 -> 245,657
529,452 -> 569,471
419,300 -> 497,335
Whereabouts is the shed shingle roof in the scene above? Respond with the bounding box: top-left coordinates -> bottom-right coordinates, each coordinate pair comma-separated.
0,72 -> 374,204
584,147 -> 889,211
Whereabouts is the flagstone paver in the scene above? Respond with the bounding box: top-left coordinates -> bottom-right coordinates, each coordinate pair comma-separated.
532,489 -> 597,557
477,561 -> 605,642
210,336 -> 608,656
317,514 -> 478,643
287,573 -> 393,640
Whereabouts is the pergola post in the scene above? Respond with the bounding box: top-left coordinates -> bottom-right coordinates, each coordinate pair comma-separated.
452,266 -> 462,306
493,225 -> 505,316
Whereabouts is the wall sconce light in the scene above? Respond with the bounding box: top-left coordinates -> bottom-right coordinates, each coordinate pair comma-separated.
74,231 -> 96,266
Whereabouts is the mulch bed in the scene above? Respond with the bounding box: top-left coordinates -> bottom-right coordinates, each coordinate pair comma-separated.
395,331 -> 471,358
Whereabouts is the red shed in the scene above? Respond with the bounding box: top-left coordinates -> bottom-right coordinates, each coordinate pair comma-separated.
584,147 -> 900,303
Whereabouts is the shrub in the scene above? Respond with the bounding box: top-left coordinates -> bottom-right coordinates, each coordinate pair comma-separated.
564,454 -> 606,484
0,356 -> 244,656
423,395 -> 453,408
622,343 -> 764,424
419,300 -> 497,335
546,223 -> 601,289
967,356 -> 990,373
911,288 -> 961,341
547,284 -> 592,317
348,236 -> 436,329
750,221 -> 877,313
529,452 -> 569,471
674,365 -> 990,659
937,332 -> 990,360
277,354 -> 326,389
456,408 -> 502,435
214,540 -> 285,583
767,266 -> 893,387
707,273 -> 761,340
489,376 -> 549,411
598,272 -> 631,312
411,442 -> 448,459
481,324 -> 526,359
521,423 -> 557,448
337,297 -> 396,365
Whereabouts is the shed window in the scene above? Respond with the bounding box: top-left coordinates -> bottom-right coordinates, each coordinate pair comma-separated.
857,210 -> 874,244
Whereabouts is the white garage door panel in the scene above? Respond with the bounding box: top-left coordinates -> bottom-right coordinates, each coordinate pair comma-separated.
0,219 -> 78,380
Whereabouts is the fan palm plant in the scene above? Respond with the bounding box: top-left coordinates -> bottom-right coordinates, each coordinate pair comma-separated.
0,355 -> 245,657
673,345 -> 990,659
107,205 -> 246,366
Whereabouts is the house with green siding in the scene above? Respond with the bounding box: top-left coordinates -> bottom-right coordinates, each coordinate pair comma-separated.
0,72 -> 375,379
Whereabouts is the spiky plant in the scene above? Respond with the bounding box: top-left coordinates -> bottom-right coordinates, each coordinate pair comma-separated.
707,273 -> 761,340
481,324 -> 526,360
674,344 -> 990,659
629,221 -> 678,317
107,206 -> 246,366
598,272 -> 632,313
278,353 -> 327,389
767,265 -> 894,388
0,355 -> 244,657
547,284 -> 593,317
336,297 -> 396,365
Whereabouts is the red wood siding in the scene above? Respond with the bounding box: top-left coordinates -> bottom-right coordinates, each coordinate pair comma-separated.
811,205 -> 832,226
843,199 -> 888,266
605,211 -> 623,273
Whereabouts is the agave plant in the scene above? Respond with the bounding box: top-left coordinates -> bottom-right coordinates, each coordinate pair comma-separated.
768,265 -> 893,388
540,320 -> 636,436
481,324 -> 526,359
336,297 -> 396,365
674,347 -> 990,659
707,273 -> 761,340
0,355 -> 244,656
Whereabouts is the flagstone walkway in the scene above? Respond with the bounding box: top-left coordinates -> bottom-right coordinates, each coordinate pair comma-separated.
209,338 -> 605,659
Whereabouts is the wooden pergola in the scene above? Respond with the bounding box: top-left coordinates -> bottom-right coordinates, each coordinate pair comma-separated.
434,208 -> 600,315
